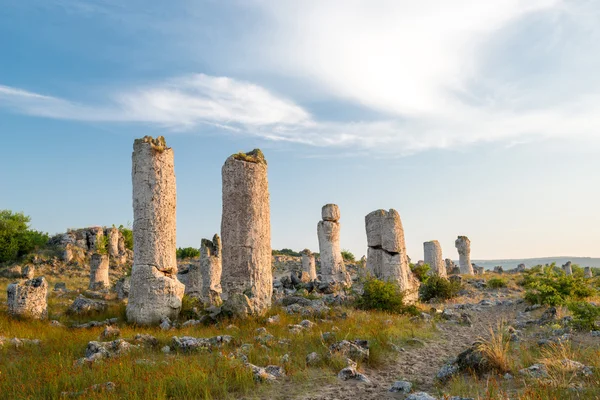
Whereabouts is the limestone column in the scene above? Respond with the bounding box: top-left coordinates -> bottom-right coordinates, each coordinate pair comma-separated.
455,236 -> 474,275
200,234 -> 222,306
424,240 -> 446,278
364,209 -> 417,301
126,136 -> 184,325
563,261 -> 573,276
317,204 -> 351,285
7,277 -> 48,320
106,227 -> 120,258
584,267 -> 592,278
221,149 -> 272,317
89,253 -> 110,290
301,249 -> 317,280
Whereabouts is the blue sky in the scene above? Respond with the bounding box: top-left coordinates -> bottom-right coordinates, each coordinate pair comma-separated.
1,0 -> 599,260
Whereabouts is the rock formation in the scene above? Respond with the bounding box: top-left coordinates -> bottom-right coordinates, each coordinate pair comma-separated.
89,253 -> 110,290
365,209 -> 418,302
562,261 -> 573,276
423,240 -> 446,277
126,136 -> 184,325
220,149 -> 272,317
301,249 -> 317,281
455,236 -> 474,275
317,204 -> 351,286
7,277 -> 48,320
200,234 -> 222,306
50,226 -> 130,266
584,267 -> 593,278
445,259 -> 456,274
473,265 -> 485,275
22,265 -> 35,280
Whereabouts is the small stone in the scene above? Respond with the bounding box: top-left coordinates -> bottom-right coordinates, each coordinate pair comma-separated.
161,346 -> 171,353
389,380 -> 412,393
100,326 -> 121,340
306,352 -> 321,366
406,392 -> 437,400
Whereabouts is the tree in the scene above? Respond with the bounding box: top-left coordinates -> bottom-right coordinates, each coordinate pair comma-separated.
0,210 -> 49,263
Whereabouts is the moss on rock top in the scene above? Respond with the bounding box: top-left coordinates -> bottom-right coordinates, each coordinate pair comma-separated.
135,136 -> 168,152
232,149 -> 267,164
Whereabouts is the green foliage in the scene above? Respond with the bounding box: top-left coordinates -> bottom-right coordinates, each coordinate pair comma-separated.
356,277 -> 408,314
0,210 -> 49,263
341,249 -> 355,262
522,264 -> 596,306
96,234 -> 109,255
567,301 -> 600,330
118,224 -> 133,250
419,275 -> 462,302
487,277 -> 508,289
410,263 -> 431,283
180,295 -> 202,320
176,247 -> 200,259
272,248 -> 301,257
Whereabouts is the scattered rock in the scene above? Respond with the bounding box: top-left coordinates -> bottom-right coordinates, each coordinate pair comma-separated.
306,352 -> 321,366
389,380 -> 412,393
7,277 -> 48,320
329,340 -> 369,361
68,295 -> 108,315
77,339 -> 137,365
100,326 -> 120,340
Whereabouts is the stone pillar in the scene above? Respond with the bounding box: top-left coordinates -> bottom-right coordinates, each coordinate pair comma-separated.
89,253 -> 110,290
221,149 -> 272,317
106,227 -> 120,258
423,240 -> 446,278
563,261 -> 572,276
199,234 -> 222,306
301,249 -> 317,281
7,277 -> 48,320
126,136 -> 184,325
445,259 -> 456,275
365,209 -> 418,302
455,236 -> 474,275
87,227 -> 104,252
584,267 -> 593,278
317,204 -> 351,286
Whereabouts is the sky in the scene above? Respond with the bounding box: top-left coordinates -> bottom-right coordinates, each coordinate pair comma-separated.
1,0 -> 599,261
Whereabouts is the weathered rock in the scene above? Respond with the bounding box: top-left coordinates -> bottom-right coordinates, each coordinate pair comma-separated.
115,277 -> 130,300
22,265 -> 35,280
100,326 -> 121,340
72,318 -> 118,329
248,364 -> 285,382
473,265 -> 485,275
318,204 -> 351,286
200,234 -> 222,306
519,363 -> 549,379
389,380 -> 412,393
78,339 -> 136,364
406,393 -> 437,400
133,334 -> 159,347
455,236 -> 474,275
424,240 -> 446,277
171,335 -> 233,351
493,266 -> 504,274
301,249 -> 317,280
106,227 -> 120,258
365,209 -> 418,302
436,362 -> 459,382
517,263 -> 527,272
306,352 -> 321,366
89,253 -> 110,290
562,261 -> 572,276
86,227 -> 105,253
221,149 -> 272,317
68,295 -> 108,315
127,136 -> 184,325
7,277 -> 48,320
338,364 -> 370,383
329,340 -> 369,361
584,266 -> 593,279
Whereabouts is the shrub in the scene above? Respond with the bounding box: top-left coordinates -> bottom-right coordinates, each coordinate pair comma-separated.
419,275 -> 462,302
341,249 -> 355,262
0,210 -> 49,263
487,277 -> 507,289
177,247 -> 200,259
410,263 -> 430,283
567,301 -> 600,330
118,225 -> 133,250
180,295 -> 202,320
272,248 -> 301,257
522,265 -> 595,306
356,277 -> 407,314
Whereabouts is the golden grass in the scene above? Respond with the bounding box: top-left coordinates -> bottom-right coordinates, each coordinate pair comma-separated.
476,320 -> 512,373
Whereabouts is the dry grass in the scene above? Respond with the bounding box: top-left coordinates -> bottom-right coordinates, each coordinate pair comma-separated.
476,320 -> 512,373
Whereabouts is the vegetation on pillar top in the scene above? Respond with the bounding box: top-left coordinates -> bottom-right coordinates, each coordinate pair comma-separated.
135,136 -> 168,152
232,149 -> 267,165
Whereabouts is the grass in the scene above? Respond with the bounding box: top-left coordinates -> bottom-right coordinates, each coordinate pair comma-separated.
476,320 -> 512,373
0,276 -> 434,399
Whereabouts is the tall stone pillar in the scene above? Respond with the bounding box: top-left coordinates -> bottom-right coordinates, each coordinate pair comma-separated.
317,204 -> 351,286
221,149 -> 272,317
424,240 -> 446,278
126,136 -> 184,325
584,266 -> 592,278
301,249 -> 317,280
563,261 -> 573,276
365,209 -> 418,301
455,236 -> 474,275
200,234 -> 222,306
89,253 -> 110,290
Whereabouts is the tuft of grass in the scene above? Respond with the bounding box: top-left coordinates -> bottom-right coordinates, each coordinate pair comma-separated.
232,149 -> 266,164
487,277 -> 508,289
476,320 -> 512,373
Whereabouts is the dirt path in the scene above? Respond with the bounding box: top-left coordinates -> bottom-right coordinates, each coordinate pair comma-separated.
291,301 -> 521,400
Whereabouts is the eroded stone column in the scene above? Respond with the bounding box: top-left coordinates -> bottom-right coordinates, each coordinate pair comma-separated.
563,261 -> 573,276
365,209 -> 418,302
89,253 -> 110,290
584,267 -> 592,278
126,136 -> 184,325
221,149 -> 272,317
106,227 -> 120,258
200,234 -> 222,306
7,277 -> 48,320
301,249 -> 317,281
317,204 -> 351,286
455,236 -> 474,275
424,240 -> 446,278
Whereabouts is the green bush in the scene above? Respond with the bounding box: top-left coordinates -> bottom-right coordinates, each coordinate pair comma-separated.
356,277 -> 407,314
0,210 -> 49,263
341,249 -> 355,262
487,277 -> 507,289
118,225 -> 133,250
522,264 -> 595,306
567,301 -> 600,330
272,248 -> 301,257
410,263 -> 431,283
177,247 -> 200,259
419,275 -> 462,302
